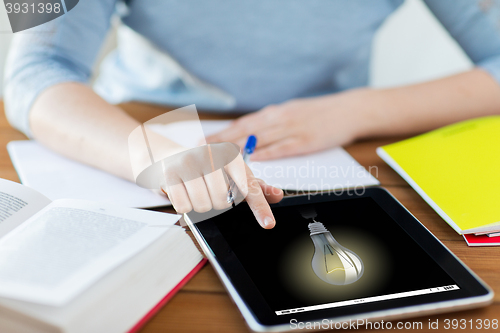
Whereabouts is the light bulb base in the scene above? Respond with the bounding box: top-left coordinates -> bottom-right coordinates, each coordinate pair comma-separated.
308,221 -> 329,235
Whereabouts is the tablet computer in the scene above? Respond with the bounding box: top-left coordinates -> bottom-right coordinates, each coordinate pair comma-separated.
185,187 -> 493,332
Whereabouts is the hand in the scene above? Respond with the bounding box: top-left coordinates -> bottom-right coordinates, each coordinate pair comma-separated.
160,143 -> 283,228
206,89 -> 376,160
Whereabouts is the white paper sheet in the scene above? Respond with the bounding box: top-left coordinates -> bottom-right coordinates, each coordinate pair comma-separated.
0,199 -> 180,306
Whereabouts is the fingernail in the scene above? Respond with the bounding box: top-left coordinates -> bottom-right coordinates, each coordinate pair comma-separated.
262,216 -> 275,229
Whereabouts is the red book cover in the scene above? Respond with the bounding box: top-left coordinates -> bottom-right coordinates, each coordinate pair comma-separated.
127,258 -> 208,333
463,234 -> 500,247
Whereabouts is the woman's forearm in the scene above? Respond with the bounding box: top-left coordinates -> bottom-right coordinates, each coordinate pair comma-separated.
205,68 -> 500,161
363,69 -> 500,138
28,82 -> 283,225
29,82 -> 181,182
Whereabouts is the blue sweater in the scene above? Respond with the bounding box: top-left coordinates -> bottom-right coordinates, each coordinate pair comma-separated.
5,0 -> 500,137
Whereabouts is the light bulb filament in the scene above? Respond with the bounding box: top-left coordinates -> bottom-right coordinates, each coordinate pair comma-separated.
327,267 -> 346,274
325,246 -> 360,275
324,244 -> 353,266
323,244 -> 354,275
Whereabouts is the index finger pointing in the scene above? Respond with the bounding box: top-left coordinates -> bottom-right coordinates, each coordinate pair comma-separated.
242,164 -> 276,229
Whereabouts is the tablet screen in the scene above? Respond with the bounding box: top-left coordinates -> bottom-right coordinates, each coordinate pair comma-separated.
203,196 -> 460,317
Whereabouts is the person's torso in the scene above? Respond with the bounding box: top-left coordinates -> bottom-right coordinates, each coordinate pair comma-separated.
97,0 -> 402,110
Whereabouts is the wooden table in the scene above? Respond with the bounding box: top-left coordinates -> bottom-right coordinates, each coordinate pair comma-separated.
1,101 -> 499,333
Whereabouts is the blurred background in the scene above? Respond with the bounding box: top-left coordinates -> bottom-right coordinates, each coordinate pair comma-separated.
0,0 -> 476,99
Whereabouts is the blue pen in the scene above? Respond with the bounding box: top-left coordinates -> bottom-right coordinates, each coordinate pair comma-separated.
227,135 -> 257,204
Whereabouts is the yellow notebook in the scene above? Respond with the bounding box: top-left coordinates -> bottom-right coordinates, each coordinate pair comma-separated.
377,116 -> 500,234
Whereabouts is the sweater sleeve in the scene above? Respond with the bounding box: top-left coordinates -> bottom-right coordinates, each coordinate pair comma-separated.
423,0 -> 500,84
3,0 -> 118,137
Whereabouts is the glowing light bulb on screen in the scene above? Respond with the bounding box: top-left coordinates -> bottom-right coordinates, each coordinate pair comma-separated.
309,221 -> 364,285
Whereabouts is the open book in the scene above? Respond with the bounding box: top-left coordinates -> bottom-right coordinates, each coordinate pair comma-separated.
7,120 -> 379,208
0,178 -> 204,333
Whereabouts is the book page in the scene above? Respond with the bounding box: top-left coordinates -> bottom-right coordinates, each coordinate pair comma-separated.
7,141 -> 171,208
0,179 -> 51,239
148,120 -> 380,191
0,199 -> 180,306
